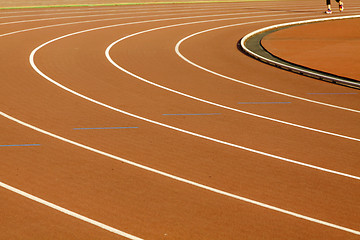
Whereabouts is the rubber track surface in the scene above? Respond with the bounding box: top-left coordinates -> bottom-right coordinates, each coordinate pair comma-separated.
1,0 -> 359,239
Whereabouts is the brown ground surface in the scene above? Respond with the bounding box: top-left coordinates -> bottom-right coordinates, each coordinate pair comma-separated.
1,0 -> 359,239
262,18 -> 360,80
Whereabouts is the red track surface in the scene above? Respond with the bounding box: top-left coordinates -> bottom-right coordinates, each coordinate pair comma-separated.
262,17 -> 360,80
1,1 -> 360,239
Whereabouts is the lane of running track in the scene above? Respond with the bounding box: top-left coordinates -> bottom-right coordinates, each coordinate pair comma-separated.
1,1 -> 360,239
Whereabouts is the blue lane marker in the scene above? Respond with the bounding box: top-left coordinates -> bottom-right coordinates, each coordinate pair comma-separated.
307,93 -> 358,95
238,102 -> 291,104
73,127 -> 138,130
162,113 -> 221,116
0,144 -> 41,147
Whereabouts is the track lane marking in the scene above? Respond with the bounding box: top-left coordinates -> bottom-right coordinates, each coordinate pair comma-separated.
0,4 -> 265,25
0,180 -> 142,240
237,102 -> 291,104
2,0 -> 357,114
0,6 -> 358,237
73,127 -> 138,130
28,14 -> 360,180
106,17 -> 360,141
239,14 -> 360,89
0,144 -> 40,147
0,5 -> 346,37
1,110 -> 360,236
3,1 -> 307,20
307,92 -> 359,95
162,113 -> 221,115
0,10 -> 294,38
175,19 -> 360,113
0,1 -> 314,14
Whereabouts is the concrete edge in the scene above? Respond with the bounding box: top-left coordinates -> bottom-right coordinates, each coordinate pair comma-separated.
238,15 -> 360,90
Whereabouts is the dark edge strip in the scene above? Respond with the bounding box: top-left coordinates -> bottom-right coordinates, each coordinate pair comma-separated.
238,20 -> 360,90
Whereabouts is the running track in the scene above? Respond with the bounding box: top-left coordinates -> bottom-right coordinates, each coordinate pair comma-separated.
1,0 -> 360,239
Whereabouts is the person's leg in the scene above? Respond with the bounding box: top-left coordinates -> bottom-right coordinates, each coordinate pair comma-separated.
339,0 -> 344,12
326,0 -> 343,13
326,0 -> 332,13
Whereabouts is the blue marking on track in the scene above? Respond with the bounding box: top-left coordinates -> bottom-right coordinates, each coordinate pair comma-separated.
238,102 -> 291,104
162,113 -> 221,116
73,127 -> 138,130
0,144 -> 41,147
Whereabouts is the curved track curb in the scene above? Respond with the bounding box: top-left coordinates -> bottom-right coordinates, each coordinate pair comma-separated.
239,15 -> 360,89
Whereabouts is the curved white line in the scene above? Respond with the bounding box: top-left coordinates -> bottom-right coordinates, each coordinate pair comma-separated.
8,2 -> 354,160
0,7 -> 356,237
0,4 -> 218,19
106,19 -> 360,141
1,110 -> 360,236
240,15 -> 360,89
0,0 -> 308,16
0,180 -> 142,240
29,16 -> 360,180
0,5 -> 131,15
0,10 -> 283,38
0,4 -> 255,26
175,20 -> 360,113
0,9 -> 165,26
0,8 -> 120,19
2,7 -> 359,239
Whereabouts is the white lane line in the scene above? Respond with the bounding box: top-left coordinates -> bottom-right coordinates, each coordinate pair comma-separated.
0,2 -> 281,20
0,5 -> 138,14
175,20 -> 360,114
1,2 -> 329,27
1,3 -> 350,26
0,5 -> 339,37
0,8 -> 356,237
0,10 -> 295,38
106,18 -> 360,141
0,4 -> 261,25
240,15 -> 360,89
1,110 -> 360,236
0,8 -> 120,19
0,1 -> 313,16
1,6 -> 359,239
0,180 -> 142,240
29,15 -> 360,181
0,4 -> 215,19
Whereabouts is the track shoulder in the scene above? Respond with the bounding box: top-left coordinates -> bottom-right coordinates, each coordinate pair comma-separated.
239,15 -> 360,89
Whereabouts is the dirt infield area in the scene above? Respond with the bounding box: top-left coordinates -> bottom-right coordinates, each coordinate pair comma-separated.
262,18 -> 360,81
0,0 -> 249,8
